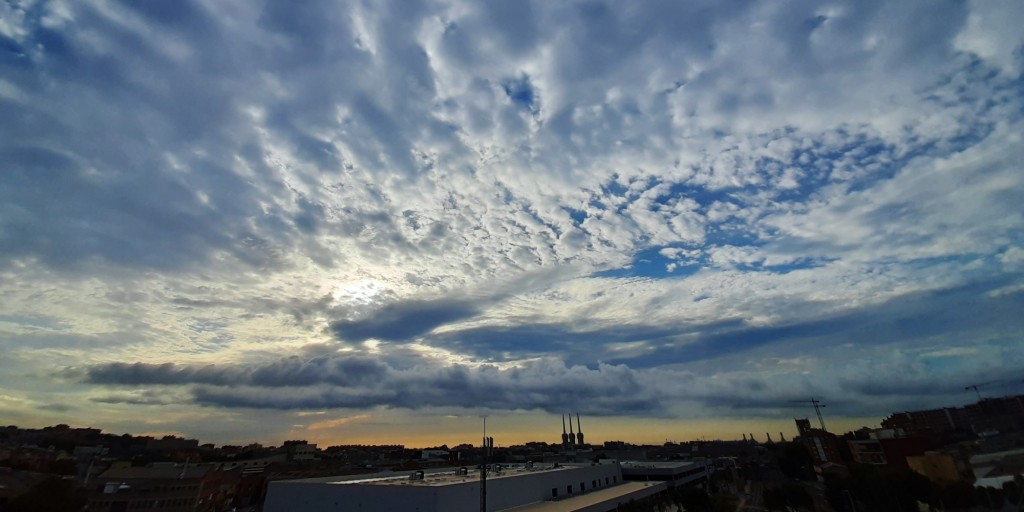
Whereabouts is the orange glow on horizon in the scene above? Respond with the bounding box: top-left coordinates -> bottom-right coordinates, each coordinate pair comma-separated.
267,414 -> 882,448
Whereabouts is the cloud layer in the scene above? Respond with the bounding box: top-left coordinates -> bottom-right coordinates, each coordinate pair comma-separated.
1,0 -> 1022,443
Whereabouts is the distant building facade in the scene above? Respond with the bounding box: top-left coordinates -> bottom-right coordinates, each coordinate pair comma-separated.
283,440 -> 318,461
86,465 -> 239,512
795,419 -> 844,471
907,452 -> 964,483
882,395 -> 1024,436
846,430 -> 933,470
619,460 -> 710,488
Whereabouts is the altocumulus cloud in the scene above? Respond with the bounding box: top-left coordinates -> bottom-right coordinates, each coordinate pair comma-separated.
1,0 -> 1023,440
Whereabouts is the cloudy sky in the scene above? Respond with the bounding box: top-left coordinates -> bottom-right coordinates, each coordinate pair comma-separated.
1,0 -> 1023,447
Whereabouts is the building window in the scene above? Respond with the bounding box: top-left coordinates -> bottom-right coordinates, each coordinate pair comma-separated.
580,482 -> 585,492
613,476 -> 617,483
605,477 -> 610,485
593,479 -> 597,488
551,488 -> 558,498
567,485 -> 572,494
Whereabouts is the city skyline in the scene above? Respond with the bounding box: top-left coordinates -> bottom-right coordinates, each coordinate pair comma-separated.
1,0 -> 1023,447
0,412 -> 927,449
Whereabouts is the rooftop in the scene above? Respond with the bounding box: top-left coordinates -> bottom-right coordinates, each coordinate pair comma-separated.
502,481 -> 665,512
98,466 -> 213,481
619,460 -> 704,469
278,464 -> 583,488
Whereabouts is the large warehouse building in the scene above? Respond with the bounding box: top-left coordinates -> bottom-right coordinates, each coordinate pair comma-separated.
264,462 -> 666,512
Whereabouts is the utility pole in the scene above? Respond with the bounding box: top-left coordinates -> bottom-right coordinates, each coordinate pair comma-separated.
480,416 -> 493,512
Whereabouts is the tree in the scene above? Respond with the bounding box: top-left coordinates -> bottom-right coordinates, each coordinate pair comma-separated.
777,443 -> 814,481
674,486 -> 713,512
825,464 -> 933,512
932,481 -> 976,510
763,483 -> 813,511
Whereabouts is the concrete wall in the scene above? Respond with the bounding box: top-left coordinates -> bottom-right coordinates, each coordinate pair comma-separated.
575,483 -> 667,512
447,463 -> 622,511
620,462 -> 709,488
265,481 -> 441,512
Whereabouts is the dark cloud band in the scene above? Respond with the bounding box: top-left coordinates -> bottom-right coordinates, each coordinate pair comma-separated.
81,355 -> 662,414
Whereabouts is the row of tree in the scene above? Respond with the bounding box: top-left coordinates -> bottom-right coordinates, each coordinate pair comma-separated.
824,465 -> 1024,512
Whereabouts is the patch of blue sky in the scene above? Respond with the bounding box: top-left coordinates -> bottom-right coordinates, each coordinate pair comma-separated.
502,74 -> 536,112
592,246 -> 705,279
915,123 -> 998,159
6,23 -> 72,69
896,254 -> 1015,281
590,175 -> 741,218
660,181 -> 736,208
8,0 -> 49,35
586,197 -> 609,212
915,64 -> 1018,144
806,136 -> 896,190
597,174 -> 630,197
935,59 -> 1023,116
702,224 -> 760,248
0,35 -> 29,65
803,14 -> 829,31
564,207 -> 587,226
517,200 -> 563,237
734,256 -> 837,275
0,314 -> 69,330
768,128 -> 983,202
496,181 -> 515,205
607,282 -> 1012,368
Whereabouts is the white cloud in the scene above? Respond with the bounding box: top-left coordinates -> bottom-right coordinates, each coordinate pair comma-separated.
1000,246 -> 1024,269
954,0 -> 1024,75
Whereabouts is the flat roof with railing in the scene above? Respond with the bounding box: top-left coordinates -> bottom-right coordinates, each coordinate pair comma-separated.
276,463 -> 581,488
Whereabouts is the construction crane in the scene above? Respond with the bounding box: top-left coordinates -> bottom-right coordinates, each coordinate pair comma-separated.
788,397 -> 828,432
964,378 -> 1024,401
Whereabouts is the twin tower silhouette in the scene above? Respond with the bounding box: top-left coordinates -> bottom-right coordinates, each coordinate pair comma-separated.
561,413 -> 585,449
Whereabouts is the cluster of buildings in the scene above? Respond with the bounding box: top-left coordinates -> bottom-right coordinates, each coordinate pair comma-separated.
0,419 -> 721,512
0,425 -> 384,510
262,415 -> 724,512
881,394 -> 1024,437
5,394 -> 1023,511
791,394 -> 1024,489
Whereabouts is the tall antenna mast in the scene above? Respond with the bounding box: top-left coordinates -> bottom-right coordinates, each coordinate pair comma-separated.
480,415 -> 492,512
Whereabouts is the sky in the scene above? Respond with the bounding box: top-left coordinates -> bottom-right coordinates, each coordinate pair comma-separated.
1,0 -> 1023,448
